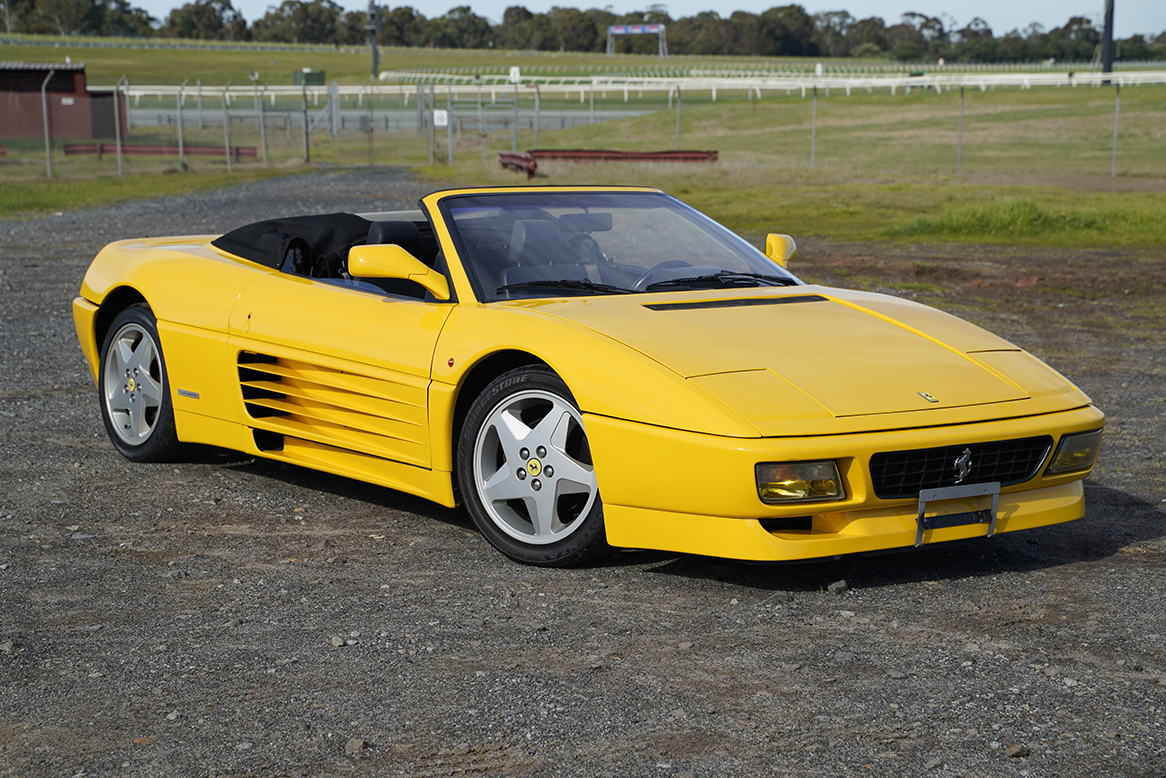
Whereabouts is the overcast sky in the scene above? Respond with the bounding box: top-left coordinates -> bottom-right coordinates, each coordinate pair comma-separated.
138,0 -> 1165,39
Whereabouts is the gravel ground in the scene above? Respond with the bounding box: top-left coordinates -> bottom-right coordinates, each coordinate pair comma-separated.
1,168 -> 1164,778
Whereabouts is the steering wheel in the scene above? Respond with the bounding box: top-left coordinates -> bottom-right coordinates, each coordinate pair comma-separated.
632,260 -> 694,291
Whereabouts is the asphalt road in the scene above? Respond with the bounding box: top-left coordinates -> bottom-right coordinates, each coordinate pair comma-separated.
1,169 -> 1163,778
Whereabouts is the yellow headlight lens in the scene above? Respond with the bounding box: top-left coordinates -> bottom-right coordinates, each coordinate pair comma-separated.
1046,429 -> 1103,474
756,461 -> 844,504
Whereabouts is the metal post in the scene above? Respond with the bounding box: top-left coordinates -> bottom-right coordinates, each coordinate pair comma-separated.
177,78 -> 187,168
1112,83 -> 1121,177
124,77 -> 132,130
589,78 -> 594,124
810,85 -> 818,168
478,83 -> 485,164
957,86 -> 964,174
416,83 -> 423,136
113,75 -> 127,176
41,69 -> 54,178
533,84 -> 540,150
674,86 -> 681,151
301,82 -> 310,163
367,83 -> 374,167
511,84 -> 518,153
446,83 -> 453,165
428,81 -> 436,165
259,85 -> 268,167
197,78 -> 203,129
222,81 -> 232,173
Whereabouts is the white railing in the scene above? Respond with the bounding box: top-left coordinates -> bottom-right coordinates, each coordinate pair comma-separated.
95,69 -> 1166,107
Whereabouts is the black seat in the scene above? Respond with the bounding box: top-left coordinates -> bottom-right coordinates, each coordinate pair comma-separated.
508,220 -> 564,267
367,221 -> 423,258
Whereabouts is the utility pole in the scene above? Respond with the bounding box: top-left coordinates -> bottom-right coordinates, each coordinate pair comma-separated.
1101,0 -> 1115,76
366,0 -> 380,80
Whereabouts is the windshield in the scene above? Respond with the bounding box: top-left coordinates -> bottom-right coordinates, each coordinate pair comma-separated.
440,191 -> 800,302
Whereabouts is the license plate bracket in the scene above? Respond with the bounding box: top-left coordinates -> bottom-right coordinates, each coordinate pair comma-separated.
915,481 -> 1001,548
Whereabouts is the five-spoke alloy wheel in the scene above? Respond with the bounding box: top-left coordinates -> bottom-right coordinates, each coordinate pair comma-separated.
458,366 -> 609,566
99,305 -> 183,462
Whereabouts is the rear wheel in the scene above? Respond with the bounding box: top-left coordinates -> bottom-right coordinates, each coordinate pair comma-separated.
458,366 -> 609,567
98,305 -> 185,462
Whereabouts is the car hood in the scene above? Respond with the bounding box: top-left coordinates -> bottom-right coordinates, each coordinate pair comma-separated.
523,286 -> 1087,435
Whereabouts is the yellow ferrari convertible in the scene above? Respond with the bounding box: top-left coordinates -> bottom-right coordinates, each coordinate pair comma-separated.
73,186 -> 1104,566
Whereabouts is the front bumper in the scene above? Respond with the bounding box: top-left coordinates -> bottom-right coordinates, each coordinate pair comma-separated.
584,405 -> 1104,561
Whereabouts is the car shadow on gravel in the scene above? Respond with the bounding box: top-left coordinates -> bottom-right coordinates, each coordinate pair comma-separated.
223,456 -> 471,529
636,484 -> 1164,593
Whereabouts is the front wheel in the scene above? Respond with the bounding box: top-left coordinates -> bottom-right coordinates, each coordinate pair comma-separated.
457,366 -> 609,567
98,304 -> 185,462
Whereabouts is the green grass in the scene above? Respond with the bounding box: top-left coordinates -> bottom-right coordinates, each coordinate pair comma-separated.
2,41 -> 1163,249
883,199 -> 1166,245
0,166 -> 288,218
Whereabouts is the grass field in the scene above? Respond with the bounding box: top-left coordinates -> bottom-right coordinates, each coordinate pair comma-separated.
2,43 -> 1163,250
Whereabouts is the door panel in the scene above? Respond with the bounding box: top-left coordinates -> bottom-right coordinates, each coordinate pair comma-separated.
228,274 -> 452,468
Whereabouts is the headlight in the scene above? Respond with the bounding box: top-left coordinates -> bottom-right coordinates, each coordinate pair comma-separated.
756,461 -> 844,504
1045,429 -> 1103,474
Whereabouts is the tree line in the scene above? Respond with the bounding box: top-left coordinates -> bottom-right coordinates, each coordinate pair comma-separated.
4,0 -> 1164,63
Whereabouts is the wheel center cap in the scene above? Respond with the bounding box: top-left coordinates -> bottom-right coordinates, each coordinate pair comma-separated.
128,377 -> 137,392
526,458 -> 542,477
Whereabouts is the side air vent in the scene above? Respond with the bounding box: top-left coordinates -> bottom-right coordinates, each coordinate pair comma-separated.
252,429 -> 284,451
235,351 -> 429,467
644,294 -> 827,312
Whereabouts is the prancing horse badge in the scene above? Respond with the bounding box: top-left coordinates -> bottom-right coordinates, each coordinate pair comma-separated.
953,448 -> 974,483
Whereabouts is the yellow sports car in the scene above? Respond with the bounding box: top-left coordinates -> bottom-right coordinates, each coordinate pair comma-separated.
73,186 -> 1103,566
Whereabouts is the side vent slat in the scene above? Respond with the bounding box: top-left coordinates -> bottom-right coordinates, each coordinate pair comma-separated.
236,350 -> 429,468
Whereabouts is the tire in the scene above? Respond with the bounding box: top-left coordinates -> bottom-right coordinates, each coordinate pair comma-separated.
457,366 -> 610,567
98,305 -> 185,462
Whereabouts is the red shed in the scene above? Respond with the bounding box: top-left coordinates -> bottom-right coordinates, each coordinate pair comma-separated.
1,61 -> 127,140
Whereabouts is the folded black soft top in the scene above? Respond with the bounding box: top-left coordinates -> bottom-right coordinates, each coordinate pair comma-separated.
210,213 -> 372,269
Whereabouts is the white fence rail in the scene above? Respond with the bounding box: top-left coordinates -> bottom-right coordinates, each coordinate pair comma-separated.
94,69 -> 1166,108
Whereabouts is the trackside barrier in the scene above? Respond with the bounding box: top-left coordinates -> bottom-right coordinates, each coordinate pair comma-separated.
498,151 -> 537,179
531,149 -> 718,162
63,143 -> 258,161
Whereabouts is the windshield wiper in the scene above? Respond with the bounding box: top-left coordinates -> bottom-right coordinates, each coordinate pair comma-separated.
495,278 -> 635,295
645,271 -> 799,292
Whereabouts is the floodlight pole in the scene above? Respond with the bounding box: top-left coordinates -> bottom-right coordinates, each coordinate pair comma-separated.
1101,0 -> 1114,76
367,0 -> 380,79
41,69 -> 55,178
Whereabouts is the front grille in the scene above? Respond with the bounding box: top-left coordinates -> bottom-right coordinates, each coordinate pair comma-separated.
870,436 -> 1053,499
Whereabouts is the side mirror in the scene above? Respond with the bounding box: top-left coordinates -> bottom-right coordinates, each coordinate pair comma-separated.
348,244 -> 450,301
765,234 -> 797,269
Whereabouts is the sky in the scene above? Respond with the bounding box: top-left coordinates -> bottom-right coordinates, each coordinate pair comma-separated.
137,0 -> 1165,39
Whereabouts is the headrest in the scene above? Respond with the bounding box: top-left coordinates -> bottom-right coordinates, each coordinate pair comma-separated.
508,220 -> 563,266
367,221 -> 422,258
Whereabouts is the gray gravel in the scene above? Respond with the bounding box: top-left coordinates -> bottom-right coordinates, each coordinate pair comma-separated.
1,168 -> 1164,777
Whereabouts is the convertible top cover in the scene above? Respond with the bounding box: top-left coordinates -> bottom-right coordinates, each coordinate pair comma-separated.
211,213 -> 372,269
